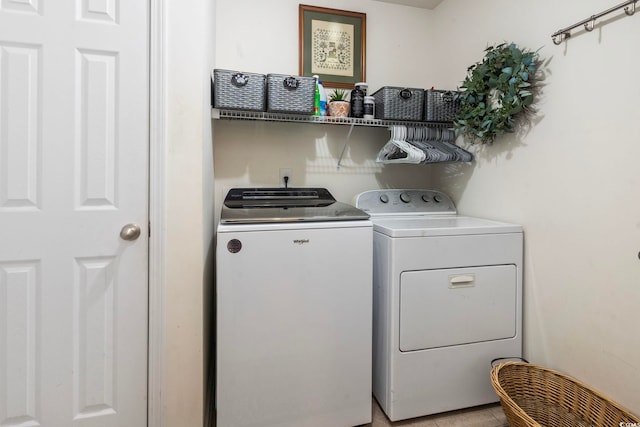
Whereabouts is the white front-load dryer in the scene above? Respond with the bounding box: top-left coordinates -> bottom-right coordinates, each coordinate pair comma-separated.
356,189 -> 523,421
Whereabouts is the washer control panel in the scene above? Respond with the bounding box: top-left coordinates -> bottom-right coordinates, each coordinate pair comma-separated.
355,189 -> 456,215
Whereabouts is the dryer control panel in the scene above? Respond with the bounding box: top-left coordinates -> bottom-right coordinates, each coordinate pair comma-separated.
355,189 -> 456,215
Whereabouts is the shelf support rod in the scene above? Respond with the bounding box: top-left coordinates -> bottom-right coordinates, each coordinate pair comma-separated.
336,123 -> 355,170
552,0 -> 637,44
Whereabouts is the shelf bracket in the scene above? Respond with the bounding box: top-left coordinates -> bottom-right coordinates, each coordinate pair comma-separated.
336,124 -> 356,170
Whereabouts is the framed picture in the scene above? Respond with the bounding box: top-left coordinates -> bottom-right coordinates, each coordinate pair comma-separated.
299,4 -> 366,89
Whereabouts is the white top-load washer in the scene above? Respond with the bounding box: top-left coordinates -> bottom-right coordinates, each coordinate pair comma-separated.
216,188 -> 373,427
355,189 -> 523,421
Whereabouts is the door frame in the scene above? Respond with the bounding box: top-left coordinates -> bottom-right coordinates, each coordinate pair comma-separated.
149,0 -> 167,425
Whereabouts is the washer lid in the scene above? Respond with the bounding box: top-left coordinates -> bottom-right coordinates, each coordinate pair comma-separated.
220,188 -> 369,224
372,215 -> 522,237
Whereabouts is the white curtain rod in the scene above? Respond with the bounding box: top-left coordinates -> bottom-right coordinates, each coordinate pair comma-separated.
551,0 -> 637,44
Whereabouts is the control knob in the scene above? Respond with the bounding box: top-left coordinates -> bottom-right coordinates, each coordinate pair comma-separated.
433,194 -> 443,203
421,194 -> 430,203
379,194 -> 389,204
400,192 -> 411,203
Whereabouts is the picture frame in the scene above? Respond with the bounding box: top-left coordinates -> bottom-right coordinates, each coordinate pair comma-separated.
299,4 -> 366,89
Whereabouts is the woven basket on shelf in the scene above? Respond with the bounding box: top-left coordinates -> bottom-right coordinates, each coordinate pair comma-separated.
266,74 -> 315,114
212,69 -> 266,111
424,89 -> 461,122
371,86 -> 424,121
491,362 -> 640,427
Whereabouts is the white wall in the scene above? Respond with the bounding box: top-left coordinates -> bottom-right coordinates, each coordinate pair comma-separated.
165,0 -> 215,425
210,0 -> 640,418
203,0 -> 216,424
431,0 -> 640,414
213,0 -> 441,213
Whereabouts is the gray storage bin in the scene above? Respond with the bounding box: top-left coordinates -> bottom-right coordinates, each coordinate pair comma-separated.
424,90 -> 461,122
267,74 -> 315,114
213,69 -> 266,111
372,87 -> 424,121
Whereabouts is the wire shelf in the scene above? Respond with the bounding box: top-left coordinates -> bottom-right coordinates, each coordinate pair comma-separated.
211,108 -> 452,129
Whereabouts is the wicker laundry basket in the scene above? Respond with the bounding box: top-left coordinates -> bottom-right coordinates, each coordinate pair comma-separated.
491,362 -> 640,427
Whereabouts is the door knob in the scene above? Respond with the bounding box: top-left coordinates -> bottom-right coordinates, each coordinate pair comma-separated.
120,223 -> 141,241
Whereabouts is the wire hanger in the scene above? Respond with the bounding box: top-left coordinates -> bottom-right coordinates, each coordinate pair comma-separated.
377,126 -> 473,164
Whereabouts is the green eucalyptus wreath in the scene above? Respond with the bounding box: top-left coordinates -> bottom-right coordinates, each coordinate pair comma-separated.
455,43 -> 540,144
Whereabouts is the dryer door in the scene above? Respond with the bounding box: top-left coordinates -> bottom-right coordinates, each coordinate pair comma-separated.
399,265 -> 517,352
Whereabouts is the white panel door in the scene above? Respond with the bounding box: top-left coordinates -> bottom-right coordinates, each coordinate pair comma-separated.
0,1 -> 149,427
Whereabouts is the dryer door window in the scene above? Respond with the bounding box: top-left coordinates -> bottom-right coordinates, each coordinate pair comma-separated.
399,265 -> 517,352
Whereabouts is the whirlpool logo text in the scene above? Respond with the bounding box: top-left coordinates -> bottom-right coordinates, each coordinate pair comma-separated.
293,239 -> 310,245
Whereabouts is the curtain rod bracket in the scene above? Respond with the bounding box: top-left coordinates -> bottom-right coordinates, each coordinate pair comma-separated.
552,32 -> 570,45
584,16 -> 596,31
551,0 -> 637,45
625,1 -> 636,15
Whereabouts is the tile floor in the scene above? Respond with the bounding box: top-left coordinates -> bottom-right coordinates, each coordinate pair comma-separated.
209,398 -> 509,427
367,398 -> 508,427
